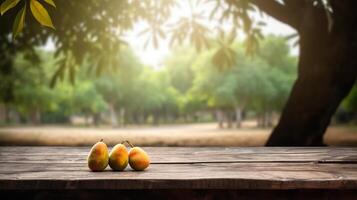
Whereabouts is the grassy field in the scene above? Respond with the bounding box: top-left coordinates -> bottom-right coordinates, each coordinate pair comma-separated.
0,123 -> 356,146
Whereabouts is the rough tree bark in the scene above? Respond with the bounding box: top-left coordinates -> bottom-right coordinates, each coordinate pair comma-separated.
251,0 -> 357,145
266,1 -> 357,145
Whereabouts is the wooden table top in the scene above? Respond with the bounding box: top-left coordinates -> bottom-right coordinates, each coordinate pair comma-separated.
1,147 -> 357,190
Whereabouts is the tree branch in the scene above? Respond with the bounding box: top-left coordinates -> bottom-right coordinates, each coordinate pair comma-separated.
284,0 -> 305,10
249,0 -> 301,29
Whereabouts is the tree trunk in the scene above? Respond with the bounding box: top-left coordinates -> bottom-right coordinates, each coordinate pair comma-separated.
92,113 -> 100,126
153,111 -> 160,126
84,114 -> 89,126
3,104 -> 10,123
28,107 -> 41,124
216,110 -> 224,129
262,111 -> 273,128
108,103 -> 118,128
257,113 -> 264,128
266,111 -> 273,127
226,111 -> 233,129
267,5 -> 357,146
119,108 -> 125,126
234,106 -> 242,128
0,104 -> 4,123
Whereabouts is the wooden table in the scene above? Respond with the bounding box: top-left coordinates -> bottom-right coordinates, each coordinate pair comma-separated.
1,147 -> 357,199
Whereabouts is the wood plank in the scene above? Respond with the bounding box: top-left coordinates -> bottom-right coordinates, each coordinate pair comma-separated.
0,162 -> 357,189
1,147 -> 357,190
3,189 -> 357,200
1,147 -> 357,163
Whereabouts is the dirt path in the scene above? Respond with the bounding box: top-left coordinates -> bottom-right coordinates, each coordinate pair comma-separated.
0,123 -> 356,146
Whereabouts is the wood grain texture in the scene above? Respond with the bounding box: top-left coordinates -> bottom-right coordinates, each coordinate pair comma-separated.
2,190 -> 357,200
0,147 -> 357,190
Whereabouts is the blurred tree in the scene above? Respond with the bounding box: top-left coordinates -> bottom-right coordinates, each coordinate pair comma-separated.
178,93 -> 207,123
12,50 -> 55,123
72,81 -> 107,126
134,68 -> 180,125
192,48 -> 255,128
94,48 -> 142,127
164,47 -> 197,94
192,37 -> 296,128
0,34 -> 297,128
254,36 -> 297,127
164,46 -> 207,123
258,35 -> 290,68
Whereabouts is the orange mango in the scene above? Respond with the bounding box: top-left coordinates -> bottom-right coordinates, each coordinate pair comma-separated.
87,139 -> 109,172
129,147 -> 150,171
109,144 -> 129,171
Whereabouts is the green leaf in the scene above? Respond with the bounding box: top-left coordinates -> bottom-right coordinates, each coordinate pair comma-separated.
43,0 -> 55,8
30,0 -> 55,29
50,60 -> 65,88
285,33 -> 298,41
1,0 -> 20,15
12,3 -> 26,40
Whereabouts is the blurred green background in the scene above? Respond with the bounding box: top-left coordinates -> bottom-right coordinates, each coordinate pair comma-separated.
1,35 -> 356,146
1,0 -> 357,146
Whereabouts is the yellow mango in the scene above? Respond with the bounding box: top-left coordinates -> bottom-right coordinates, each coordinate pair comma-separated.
87,139 -> 109,172
109,144 -> 128,171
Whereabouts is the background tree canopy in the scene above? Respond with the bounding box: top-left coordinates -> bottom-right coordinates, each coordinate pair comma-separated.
1,35 -> 299,127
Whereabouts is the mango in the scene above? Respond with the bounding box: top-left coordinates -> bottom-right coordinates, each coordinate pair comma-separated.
87,139 -> 109,172
109,143 -> 128,171
129,146 -> 150,171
